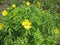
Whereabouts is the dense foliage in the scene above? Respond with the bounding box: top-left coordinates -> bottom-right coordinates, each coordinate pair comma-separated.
0,0 -> 60,45
9,0 -> 60,13
0,2 -> 60,45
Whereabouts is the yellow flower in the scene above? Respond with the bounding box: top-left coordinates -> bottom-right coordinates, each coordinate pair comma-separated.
42,10 -> 46,13
36,2 -> 41,7
22,19 -> 32,29
0,23 -> 3,30
54,28 -> 59,34
2,10 -> 8,16
12,4 -> 16,8
26,1 -> 30,6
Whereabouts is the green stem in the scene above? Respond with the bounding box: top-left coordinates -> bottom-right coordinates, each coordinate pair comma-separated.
8,28 -> 12,37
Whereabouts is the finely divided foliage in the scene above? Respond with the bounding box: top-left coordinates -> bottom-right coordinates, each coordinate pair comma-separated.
0,1 -> 60,45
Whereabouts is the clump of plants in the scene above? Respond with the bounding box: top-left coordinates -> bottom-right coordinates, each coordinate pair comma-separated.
0,1 -> 60,45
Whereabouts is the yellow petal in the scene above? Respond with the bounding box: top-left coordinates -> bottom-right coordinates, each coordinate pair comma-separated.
22,19 -> 31,26
12,4 -> 16,8
22,19 -> 32,29
26,1 -> 30,6
2,10 -> 8,16
0,23 -> 3,30
24,25 -> 32,30
54,28 -> 59,34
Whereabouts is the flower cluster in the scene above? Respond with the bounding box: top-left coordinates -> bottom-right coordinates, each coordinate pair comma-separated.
1,3 -> 32,30
0,1 -> 60,45
0,0 -> 60,45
